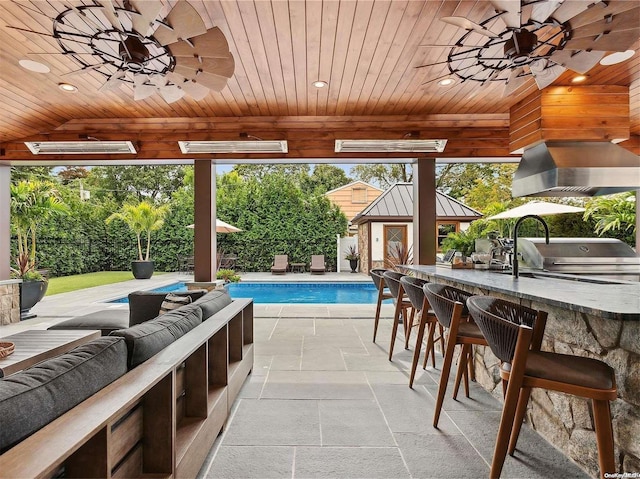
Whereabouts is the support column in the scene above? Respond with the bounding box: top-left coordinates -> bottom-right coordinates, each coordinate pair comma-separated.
0,166 -> 10,279
193,160 -> 216,282
413,158 -> 436,265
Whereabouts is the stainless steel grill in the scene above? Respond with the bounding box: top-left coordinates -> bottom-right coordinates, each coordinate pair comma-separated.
517,238 -> 640,282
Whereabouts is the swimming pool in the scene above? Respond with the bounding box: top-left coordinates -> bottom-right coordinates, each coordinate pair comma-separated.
109,282 -> 381,304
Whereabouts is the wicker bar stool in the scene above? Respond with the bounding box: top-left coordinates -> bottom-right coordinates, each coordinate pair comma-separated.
467,295 -> 617,479
423,283 -> 488,428
370,268 -> 393,343
400,276 -> 442,388
383,271 -> 415,361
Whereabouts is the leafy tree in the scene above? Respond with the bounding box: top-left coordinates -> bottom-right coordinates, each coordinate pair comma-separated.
584,192 -> 636,246
57,166 -> 89,184
88,165 -> 186,203
106,202 -> 170,261
301,164 -> 351,194
350,164 -> 412,188
437,163 -> 518,205
232,164 -> 310,183
11,166 -> 54,182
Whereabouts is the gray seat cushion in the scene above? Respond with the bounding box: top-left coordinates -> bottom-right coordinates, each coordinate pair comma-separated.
47,309 -> 129,336
0,337 -> 127,453
128,290 -> 208,326
111,304 -> 203,369
192,289 -> 232,320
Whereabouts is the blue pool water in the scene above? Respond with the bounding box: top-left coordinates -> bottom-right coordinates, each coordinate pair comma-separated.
110,282 -> 381,304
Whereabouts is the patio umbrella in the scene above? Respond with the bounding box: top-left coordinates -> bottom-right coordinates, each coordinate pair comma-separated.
186,219 -> 242,233
486,201 -> 585,220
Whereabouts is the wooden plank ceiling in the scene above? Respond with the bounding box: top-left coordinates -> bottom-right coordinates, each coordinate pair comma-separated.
0,0 -> 638,162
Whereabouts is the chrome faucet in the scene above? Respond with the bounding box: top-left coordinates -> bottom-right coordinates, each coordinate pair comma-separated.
513,214 -> 550,278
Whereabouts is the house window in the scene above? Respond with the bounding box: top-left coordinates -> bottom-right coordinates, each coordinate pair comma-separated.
351,187 -> 367,203
437,222 -> 459,251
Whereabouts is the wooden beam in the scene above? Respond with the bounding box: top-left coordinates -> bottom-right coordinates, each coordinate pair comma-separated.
193,160 -> 216,282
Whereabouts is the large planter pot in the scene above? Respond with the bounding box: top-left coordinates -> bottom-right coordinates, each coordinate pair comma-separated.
132,260 -> 154,279
349,259 -> 359,273
20,280 -> 48,320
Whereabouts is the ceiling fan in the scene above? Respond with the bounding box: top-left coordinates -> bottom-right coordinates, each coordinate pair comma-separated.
417,0 -> 639,94
11,0 -> 234,103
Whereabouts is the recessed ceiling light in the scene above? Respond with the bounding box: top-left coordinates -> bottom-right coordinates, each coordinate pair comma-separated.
571,75 -> 588,83
58,83 -> 78,92
600,50 -> 635,66
438,78 -> 455,86
312,81 -> 328,88
18,59 -> 50,73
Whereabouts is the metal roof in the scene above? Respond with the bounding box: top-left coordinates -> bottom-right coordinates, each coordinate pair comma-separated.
352,183 -> 482,223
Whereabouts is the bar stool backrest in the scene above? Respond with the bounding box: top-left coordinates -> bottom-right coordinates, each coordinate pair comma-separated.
423,283 -> 472,329
383,271 -> 405,302
370,269 -> 388,291
466,296 -> 543,363
400,276 -> 428,311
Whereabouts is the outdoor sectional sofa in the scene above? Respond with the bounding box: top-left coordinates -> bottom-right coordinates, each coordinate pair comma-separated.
0,288 -> 253,479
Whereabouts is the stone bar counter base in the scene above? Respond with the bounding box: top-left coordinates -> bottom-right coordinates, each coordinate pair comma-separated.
402,265 -> 640,478
0,281 -> 21,325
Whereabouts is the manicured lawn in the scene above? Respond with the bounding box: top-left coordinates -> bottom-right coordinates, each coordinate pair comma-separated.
46,271 -> 166,296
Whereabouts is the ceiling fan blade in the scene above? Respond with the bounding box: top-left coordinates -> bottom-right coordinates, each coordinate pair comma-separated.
167,28 -> 231,59
568,1 -> 637,29
530,60 -> 566,90
147,74 -> 168,88
564,28 -> 640,53
549,49 -> 604,74
530,1 -> 563,23
174,55 -> 235,79
99,72 -> 125,92
158,85 -> 185,104
179,80 -> 210,101
128,0 -> 163,37
133,73 -> 150,86
570,6 -> 640,39
152,2 -> 207,46
60,0 -> 106,31
193,72 -> 229,92
133,84 -> 156,101
550,0 -> 599,24
502,67 -> 528,97
440,17 -> 499,38
95,0 -> 124,31
489,1 -> 521,29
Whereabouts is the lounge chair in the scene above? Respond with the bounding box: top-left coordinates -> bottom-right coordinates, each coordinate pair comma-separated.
271,255 -> 289,274
310,255 -> 326,274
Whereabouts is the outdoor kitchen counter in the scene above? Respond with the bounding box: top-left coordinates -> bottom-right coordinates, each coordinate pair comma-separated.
402,265 -> 639,320
402,264 -> 640,477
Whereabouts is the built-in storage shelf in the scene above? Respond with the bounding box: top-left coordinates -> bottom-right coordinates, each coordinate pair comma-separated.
0,299 -> 254,479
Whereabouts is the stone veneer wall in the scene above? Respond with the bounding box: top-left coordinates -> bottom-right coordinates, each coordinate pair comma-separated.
358,224 -> 370,274
0,283 -> 21,325
471,291 -> 639,478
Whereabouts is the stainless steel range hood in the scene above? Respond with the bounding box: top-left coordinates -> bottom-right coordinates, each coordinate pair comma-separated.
512,141 -> 640,197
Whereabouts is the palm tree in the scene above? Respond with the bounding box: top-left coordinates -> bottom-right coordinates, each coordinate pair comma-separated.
106,201 -> 170,261
10,180 -> 69,278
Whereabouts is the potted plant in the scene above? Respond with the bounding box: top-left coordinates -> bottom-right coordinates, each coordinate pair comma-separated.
10,180 -> 69,319
344,245 -> 360,273
106,201 -> 169,279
